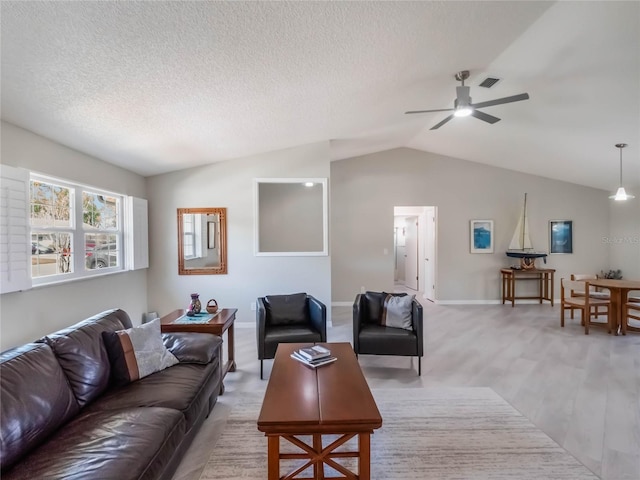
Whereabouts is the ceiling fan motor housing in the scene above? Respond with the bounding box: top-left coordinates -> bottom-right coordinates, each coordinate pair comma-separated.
455,86 -> 471,107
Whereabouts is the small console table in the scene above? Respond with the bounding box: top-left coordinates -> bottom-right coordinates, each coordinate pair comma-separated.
501,268 -> 555,307
160,308 -> 237,384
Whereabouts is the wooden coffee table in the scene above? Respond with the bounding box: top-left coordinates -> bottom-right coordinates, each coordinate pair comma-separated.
160,308 -> 237,380
257,342 -> 382,480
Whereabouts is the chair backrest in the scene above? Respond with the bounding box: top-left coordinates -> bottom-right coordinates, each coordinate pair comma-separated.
561,278 -> 588,300
571,274 -> 598,294
263,293 -> 309,326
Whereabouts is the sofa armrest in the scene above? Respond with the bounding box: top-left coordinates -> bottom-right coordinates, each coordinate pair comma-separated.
307,295 -> 327,342
353,294 -> 364,353
162,332 -> 222,364
256,297 -> 268,360
412,299 -> 424,356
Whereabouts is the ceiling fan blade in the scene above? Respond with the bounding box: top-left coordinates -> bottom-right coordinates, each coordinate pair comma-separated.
471,109 -> 501,124
430,114 -> 454,130
405,108 -> 454,114
471,93 -> 529,109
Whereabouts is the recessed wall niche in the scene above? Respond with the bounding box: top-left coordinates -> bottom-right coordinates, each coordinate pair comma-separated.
254,178 -> 328,256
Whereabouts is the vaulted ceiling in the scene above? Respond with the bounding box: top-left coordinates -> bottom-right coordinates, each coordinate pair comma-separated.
1,1 -> 638,191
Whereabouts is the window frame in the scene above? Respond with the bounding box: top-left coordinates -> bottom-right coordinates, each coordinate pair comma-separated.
30,173 -> 126,286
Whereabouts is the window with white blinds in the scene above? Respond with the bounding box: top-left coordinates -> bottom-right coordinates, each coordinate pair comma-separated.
0,166 -> 148,293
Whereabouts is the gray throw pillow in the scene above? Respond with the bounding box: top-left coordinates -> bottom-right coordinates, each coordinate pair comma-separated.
381,294 -> 414,330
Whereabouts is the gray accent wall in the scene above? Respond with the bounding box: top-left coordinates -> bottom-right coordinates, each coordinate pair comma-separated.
145,142 -> 331,325
331,148 -> 614,303
2,121 -> 635,347
0,122 -> 148,350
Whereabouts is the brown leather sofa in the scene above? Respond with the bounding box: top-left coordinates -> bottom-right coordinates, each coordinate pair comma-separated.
0,308 -> 223,480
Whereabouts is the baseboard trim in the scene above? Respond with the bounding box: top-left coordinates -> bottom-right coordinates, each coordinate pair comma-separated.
334,299 -> 549,306
235,321 -> 334,328
332,302 -> 353,307
436,299 -> 551,305
435,300 -> 502,305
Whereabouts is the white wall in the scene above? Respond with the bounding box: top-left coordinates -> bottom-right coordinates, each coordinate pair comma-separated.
331,147 -> 612,303
608,197 -> 640,279
146,142 -> 331,325
0,122 -> 148,350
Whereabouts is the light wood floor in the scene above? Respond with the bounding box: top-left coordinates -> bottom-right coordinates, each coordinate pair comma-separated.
172,299 -> 640,480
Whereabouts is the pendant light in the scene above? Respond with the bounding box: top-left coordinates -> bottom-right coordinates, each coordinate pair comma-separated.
609,143 -> 635,201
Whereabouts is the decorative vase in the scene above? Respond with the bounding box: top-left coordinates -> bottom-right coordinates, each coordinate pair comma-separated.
189,293 -> 202,314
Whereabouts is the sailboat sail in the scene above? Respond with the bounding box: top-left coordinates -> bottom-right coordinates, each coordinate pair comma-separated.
506,193 -> 547,268
508,203 -> 533,250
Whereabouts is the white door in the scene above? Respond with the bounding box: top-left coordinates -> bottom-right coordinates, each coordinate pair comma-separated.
394,227 -> 406,282
424,207 -> 436,301
405,217 -> 419,290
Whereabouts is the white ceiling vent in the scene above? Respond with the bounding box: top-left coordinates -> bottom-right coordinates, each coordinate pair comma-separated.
478,77 -> 501,88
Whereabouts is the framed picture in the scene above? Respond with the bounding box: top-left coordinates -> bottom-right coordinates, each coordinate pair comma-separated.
207,221 -> 216,249
470,220 -> 494,253
549,220 -> 572,254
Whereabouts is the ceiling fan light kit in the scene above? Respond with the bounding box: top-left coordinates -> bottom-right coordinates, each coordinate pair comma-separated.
608,143 -> 635,201
406,70 -> 530,130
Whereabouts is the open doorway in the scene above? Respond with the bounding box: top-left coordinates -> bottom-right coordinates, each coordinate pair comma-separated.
394,206 -> 437,301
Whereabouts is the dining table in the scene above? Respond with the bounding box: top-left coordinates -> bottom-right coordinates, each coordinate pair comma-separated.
589,278 -> 640,335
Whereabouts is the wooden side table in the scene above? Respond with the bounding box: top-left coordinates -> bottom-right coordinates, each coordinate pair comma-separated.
160,308 -> 237,381
501,268 -> 555,307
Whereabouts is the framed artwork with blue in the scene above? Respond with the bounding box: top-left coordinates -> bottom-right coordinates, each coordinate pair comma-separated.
470,220 -> 494,254
549,220 -> 572,254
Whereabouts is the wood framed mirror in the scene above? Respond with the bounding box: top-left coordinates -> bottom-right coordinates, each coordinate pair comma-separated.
178,207 -> 227,275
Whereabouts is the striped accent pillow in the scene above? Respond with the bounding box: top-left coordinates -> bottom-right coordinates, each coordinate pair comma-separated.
102,319 -> 178,386
380,294 -> 415,330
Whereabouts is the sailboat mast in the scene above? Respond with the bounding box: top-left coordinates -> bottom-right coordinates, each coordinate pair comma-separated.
522,193 -> 527,250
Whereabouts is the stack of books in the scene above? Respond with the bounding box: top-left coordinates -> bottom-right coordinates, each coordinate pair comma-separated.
291,345 -> 336,368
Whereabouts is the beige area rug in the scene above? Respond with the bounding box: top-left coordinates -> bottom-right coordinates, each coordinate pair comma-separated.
199,387 -> 598,480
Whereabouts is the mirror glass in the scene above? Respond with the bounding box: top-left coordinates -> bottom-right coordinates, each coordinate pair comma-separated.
178,207 -> 227,274
255,178 -> 328,256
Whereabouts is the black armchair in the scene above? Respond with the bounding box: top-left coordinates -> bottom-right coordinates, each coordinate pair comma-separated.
353,291 -> 424,375
257,293 -> 327,379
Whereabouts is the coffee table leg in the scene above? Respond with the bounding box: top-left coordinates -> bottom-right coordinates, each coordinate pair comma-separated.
358,433 -> 370,480
313,434 -> 324,479
268,435 -> 280,480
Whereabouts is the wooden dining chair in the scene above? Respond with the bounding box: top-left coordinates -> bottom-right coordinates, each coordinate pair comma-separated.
569,274 -> 609,321
561,278 -> 611,334
622,300 -> 640,335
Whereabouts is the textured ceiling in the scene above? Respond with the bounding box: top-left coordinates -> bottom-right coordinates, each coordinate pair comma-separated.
1,1 -> 638,191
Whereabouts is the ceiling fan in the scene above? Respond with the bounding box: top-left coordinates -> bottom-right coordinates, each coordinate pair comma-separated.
405,70 -> 530,130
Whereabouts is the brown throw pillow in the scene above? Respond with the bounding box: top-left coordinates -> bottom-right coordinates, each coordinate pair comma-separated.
102,319 -> 178,386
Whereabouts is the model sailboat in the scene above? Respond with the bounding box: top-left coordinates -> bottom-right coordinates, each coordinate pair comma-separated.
506,193 -> 547,270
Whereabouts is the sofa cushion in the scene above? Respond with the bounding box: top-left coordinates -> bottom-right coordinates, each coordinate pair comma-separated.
358,324 -> 419,356
102,319 -> 178,386
88,360 -> 221,430
162,332 -> 222,364
0,343 -> 79,472
381,294 -> 415,330
2,407 -> 185,480
265,293 -> 308,325
263,325 -> 322,358
43,309 -> 129,408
